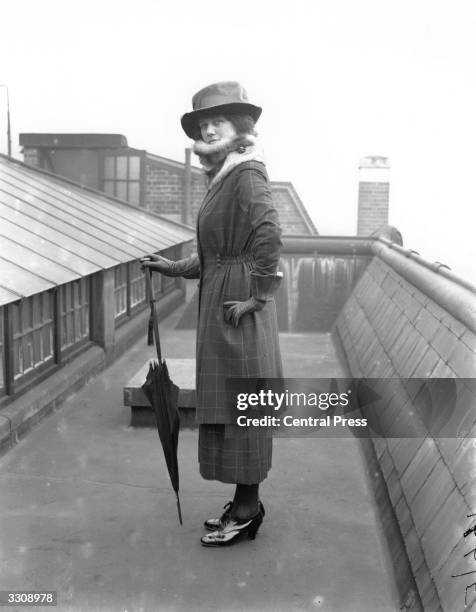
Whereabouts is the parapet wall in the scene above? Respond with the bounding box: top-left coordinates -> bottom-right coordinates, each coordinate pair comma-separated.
334,240 -> 476,611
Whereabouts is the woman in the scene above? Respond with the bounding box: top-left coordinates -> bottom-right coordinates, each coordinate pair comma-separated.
141,81 -> 283,546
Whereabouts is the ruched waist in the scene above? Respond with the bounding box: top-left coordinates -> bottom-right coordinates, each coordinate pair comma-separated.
203,253 -> 255,268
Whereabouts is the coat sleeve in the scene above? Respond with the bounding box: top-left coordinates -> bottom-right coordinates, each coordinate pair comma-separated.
236,162 -> 283,300
172,253 -> 201,279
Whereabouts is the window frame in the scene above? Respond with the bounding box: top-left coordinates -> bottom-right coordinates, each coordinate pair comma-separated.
99,148 -> 144,206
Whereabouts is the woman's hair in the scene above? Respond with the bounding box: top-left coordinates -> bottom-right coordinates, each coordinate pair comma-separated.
192,113 -> 256,140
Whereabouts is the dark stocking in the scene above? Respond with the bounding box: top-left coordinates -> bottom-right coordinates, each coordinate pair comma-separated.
231,484 -> 259,520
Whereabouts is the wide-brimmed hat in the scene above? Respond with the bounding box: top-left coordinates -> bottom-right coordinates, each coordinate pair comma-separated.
181,81 -> 262,139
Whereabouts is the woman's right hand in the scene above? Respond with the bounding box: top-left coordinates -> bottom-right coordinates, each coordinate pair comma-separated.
139,254 -> 175,275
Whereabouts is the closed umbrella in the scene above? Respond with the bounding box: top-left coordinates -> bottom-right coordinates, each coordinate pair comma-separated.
142,269 -> 183,525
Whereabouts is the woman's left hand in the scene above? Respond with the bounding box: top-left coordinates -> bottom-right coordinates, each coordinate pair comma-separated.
223,297 -> 266,327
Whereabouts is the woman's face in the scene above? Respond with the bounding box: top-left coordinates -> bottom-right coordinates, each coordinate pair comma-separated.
198,115 -> 237,144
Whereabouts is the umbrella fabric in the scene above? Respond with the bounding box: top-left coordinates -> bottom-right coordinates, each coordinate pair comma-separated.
142,269 -> 183,525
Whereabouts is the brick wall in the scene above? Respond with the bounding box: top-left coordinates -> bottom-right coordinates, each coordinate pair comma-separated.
143,163 -> 185,220
357,182 -> 390,235
143,159 -> 313,234
335,253 -> 476,611
272,187 -> 311,234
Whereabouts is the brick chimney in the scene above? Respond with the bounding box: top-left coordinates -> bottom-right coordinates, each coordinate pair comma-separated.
357,156 -> 390,235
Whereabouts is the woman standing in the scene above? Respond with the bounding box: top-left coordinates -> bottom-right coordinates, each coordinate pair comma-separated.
141,81 -> 283,546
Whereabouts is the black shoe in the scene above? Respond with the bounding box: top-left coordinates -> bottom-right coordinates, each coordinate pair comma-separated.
204,500 -> 265,531
200,512 -> 263,547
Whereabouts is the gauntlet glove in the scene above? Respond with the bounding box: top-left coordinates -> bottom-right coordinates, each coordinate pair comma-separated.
223,271 -> 283,327
140,254 -> 200,279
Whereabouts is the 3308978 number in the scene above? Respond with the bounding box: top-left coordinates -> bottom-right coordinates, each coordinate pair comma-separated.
0,591 -> 57,606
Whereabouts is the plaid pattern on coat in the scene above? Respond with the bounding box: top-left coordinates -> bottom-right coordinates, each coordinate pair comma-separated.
198,423 -> 273,484
195,159 -> 283,424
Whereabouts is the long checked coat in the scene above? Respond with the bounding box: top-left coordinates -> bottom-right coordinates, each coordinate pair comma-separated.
184,146 -> 283,424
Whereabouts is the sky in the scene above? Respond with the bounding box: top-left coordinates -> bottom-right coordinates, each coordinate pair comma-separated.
1,0 -> 475,282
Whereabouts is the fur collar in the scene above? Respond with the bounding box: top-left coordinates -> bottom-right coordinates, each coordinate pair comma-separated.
193,135 -> 265,189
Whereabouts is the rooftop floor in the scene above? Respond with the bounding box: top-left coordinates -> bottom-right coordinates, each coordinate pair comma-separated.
0,305 -> 398,612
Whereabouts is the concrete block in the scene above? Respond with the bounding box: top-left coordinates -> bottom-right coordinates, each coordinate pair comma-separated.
389,438 -> 427,477
395,494 -> 414,537
381,274 -> 399,298
380,312 -> 408,348
413,307 -> 441,343
419,579 -> 442,612
387,467 -> 404,507
448,437 -> 476,495
435,379 -> 476,438
429,359 -> 457,377
430,326 -> 460,361
404,526 -> 426,571
411,346 -> 441,377
369,260 -> 387,284
400,437 -> 439,503
396,335 -> 430,378
447,340 -> 476,378
371,435 -> 387,459
411,286 -> 431,308
426,299 -> 447,322
379,448 -> 394,480
413,561 -> 438,611
365,353 -> 395,377
441,313 -> 468,339
412,460 -> 455,537
389,323 -> 415,364
461,328 -> 476,353
359,336 -> 386,373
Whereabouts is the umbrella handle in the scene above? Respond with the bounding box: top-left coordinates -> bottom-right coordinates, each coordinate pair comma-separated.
144,268 -> 162,362
176,493 -> 183,526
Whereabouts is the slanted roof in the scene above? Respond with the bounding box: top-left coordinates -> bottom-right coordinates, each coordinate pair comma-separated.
0,154 -> 194,306
19,133 -> 129,149
271,181 -> 318,235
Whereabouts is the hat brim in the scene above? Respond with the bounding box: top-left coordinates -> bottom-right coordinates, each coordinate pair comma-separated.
181,103 -> 262,139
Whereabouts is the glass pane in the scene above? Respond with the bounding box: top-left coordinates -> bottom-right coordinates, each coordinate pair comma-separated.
33,329 -> 41,363
74,309 -> 81,338
104,156 -> 115,179
128,182 -> 140,204
116,157 -> 127,179
33,295 -> 41,325
22,335 -> 33,371
60,286 -> 66,314
67,313 -> 74,345
104,181 -> 115,196
82,308 -> 89,337
130,261 -> 140,282
43,293 -> 51,321
128,157 -> 140,180
12,303 -> 20,334
73,282 -> 80,307
61,317 -> 68,348
43,324 -> 53,358
116,181 -> 128,201
22,299 -> 32,329
13,339 -> 20,377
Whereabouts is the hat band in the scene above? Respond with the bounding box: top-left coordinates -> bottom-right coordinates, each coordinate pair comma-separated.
193,94 -> 249,111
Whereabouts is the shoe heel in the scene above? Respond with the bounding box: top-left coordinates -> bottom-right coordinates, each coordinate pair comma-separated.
248,515 -> 263,540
